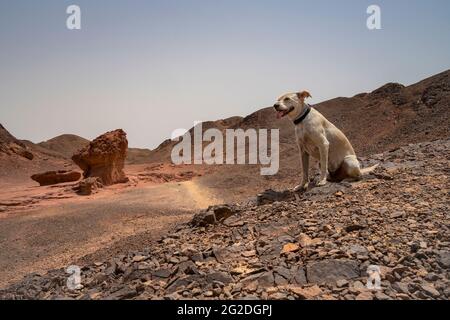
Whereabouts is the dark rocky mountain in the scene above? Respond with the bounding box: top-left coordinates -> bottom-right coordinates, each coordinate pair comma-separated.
147,69 -> 450,163
38,134 -> 90,159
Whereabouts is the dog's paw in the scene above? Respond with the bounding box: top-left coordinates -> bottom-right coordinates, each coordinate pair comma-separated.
316,179 -> 327,187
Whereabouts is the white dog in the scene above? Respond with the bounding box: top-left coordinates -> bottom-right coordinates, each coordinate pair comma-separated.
274,91 -> 377,191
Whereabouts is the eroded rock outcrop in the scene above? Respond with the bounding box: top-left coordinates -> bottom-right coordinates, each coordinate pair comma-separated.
76,177 -> 103,195
31,170 -> 81,186
72,129 -> 128,185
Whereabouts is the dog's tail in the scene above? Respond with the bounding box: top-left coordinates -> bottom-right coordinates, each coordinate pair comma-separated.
360,163 -> 379,175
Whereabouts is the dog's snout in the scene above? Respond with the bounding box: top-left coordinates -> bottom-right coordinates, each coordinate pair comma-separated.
273,103 -> 280,110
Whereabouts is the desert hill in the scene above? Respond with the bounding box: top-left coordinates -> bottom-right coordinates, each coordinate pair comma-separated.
38,134 -> 90,159
146,116 -> 245,163
126,148 -> 154,164
147,70 -> 450,164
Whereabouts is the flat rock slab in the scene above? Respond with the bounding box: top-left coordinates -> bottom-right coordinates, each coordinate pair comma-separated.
306,259 -> 360,284
257,189 -> 295,205
31,170 -> 81,186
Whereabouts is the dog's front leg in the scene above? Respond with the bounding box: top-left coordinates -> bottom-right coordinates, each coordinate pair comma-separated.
300,151 -> 310,190
294,151 -> 310,192
317,138 -> 329,186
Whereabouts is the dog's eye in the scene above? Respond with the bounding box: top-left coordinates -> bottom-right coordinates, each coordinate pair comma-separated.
283,98 -> 290,102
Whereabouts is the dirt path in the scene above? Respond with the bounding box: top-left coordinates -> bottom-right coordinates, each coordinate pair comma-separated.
0,179 -> 222,289
183,180 -> 221,209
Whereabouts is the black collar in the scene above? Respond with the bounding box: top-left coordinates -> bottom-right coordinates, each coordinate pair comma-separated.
293,105 -> 312,125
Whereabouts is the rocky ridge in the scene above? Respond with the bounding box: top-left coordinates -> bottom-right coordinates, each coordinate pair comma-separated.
0,124 -> 33,160
1,139 -> 448,300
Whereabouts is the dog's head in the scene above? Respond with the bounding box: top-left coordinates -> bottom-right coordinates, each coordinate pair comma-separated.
273,91 -> 311,119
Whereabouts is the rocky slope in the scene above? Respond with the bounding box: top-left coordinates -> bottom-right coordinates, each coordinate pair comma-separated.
1,139 -> 448,300
0,124 -> 33,160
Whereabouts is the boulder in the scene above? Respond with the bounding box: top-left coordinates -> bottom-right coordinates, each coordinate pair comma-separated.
31,170 -> 81,186
77,177 -> 103,195
72,129 -> 128,185
306,260 -> 360,285
438,251 -> 450,268
290,285 -> 323,300
190,205 -> 235,227
256,189 -> 295,205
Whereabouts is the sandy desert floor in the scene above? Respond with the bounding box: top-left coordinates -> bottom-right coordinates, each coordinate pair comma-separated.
0,164 -> 222,288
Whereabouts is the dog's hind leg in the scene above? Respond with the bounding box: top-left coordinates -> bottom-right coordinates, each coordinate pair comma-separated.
317,141 -> 329,186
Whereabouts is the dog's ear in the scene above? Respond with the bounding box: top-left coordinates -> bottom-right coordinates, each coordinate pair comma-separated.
297,91 -> 312,101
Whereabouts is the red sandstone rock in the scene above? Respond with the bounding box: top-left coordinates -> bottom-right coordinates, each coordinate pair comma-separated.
72,129 -> 128,185
31,170 -> 81,186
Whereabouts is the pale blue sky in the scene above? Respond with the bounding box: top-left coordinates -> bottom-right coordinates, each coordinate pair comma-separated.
0,0 -> 449,148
